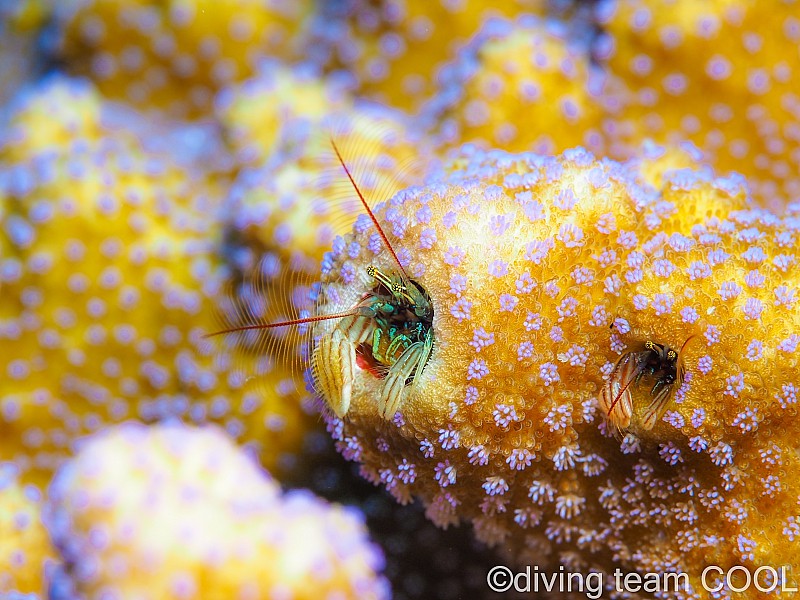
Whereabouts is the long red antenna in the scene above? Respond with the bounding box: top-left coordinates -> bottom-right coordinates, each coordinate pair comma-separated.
607,375 -> 636,416
330,137 -> 409,280
678,334 -> 698,355
203,310 -> 358,339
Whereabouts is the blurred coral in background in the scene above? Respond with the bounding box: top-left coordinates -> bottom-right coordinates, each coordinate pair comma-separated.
0,466 -> 54,596
306,0 -> 548,111
51,0 -> 314,118
596,0 -> 800,214
47,423 -> 388,600
0,76 -> 311,489
1,0 -> 800,598
426,15 -> 608,155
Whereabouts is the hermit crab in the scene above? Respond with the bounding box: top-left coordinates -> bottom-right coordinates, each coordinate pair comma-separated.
206,138 -> 435,420
600,337 -> 695,431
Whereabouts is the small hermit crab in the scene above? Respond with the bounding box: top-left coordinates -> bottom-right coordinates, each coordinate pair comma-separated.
314,264 -> 434,419
600,338 -> 695,432
206,138 -> 435,421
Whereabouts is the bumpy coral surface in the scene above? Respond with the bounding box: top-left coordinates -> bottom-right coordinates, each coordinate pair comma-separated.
0,78 -> 310,486
226,103 -> 429,270
596,0 -> 800,213
47,423 -> 389,600
314,146 -> 800,597
215,64 -> 351,166
0,77 -> 104,162
51,0 -> 312,118
310,0 -> 546,111
5,1 -> 800,598
0,466 -> 55,595
428,16 -> 607,155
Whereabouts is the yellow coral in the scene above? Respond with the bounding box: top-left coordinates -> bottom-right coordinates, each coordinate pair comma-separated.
215,65 -> 351,166
312,0 -> 545,111
596,0 -> 800,213
0,469 -> 55,595
52,0 -> 312,118
428,17 -> 607,155
2,0 -> 49,31
311,146 -> 800,597
1,77 -> 103,162
227,104 -> 429,269
47,423 -> 389,600
0,78 -> 311,487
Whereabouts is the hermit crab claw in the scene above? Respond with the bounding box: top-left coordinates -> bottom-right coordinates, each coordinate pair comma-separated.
315,328 -> 355,418
410,332 -> 434,394
379,340 -> 429,420
314,314 -> 374,418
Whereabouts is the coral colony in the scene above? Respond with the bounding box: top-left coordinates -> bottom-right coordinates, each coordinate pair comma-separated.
1,1 -> 800,599
47,424 -> 388,599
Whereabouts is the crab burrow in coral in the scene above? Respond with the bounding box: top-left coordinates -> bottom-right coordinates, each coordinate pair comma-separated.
306,145 -> 800,598
212,100 -> 435,402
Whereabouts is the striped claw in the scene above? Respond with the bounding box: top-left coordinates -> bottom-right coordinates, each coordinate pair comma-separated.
380,340 -> 427,419
315,327 -> 356,418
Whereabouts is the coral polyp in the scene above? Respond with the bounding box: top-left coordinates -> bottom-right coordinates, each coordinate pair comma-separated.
317,146 -> 800,596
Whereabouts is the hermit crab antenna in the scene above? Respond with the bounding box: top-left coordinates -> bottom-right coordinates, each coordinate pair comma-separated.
330,136 -> 410,280
607,375 -> 636,417
202,310 -> 360,339
679,334 -> 698,355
